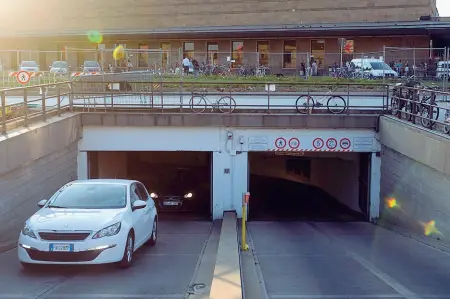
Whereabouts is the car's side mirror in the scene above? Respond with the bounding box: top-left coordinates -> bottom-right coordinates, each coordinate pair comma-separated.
38,199 -> 48,208
132,200 -> 147,211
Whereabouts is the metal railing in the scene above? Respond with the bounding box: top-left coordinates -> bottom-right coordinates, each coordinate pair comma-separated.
388,84 -> 450,135
0,79 -> 394,134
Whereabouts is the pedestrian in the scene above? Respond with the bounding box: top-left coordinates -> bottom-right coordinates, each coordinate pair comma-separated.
182,56 -> 190,75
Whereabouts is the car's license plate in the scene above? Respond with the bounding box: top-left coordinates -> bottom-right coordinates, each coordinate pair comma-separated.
49,244 -> 74,252
164,201 -> 179,206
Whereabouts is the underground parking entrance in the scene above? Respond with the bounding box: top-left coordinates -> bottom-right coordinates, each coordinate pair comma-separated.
87,151 -> 212,220
248,151 -> 372,221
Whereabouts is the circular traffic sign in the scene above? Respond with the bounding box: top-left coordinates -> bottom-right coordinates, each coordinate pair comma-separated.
275,137 -> 287,149
340,138 -> 351,150
313,138 -> 324,149
288,138 -> 300,149
326,138 -> 337,150
16,71 -> 31,84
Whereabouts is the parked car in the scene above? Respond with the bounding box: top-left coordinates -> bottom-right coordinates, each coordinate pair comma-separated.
18,179 -> 158,269
436,60 -> 450,80
82,60 -> 102,73
49,61 -> 69,74
19,61 -> 39,72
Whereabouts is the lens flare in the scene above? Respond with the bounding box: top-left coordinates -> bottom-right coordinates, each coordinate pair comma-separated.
421,220 -> 442,236
113,45 -> 126,61
87,30 -> 103,44
385,197 -> 398,209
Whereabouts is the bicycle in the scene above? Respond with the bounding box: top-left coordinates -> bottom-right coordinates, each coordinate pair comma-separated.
295,88 -> 347,114
189,89 -> 236,113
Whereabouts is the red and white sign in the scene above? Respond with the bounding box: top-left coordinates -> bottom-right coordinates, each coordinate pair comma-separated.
288,138 -> 300,149
326,138 -> 338,150
339,138 -> 351,150
16,71 -> 31,84
313,138 -> 324,149
275,137 -> 287,149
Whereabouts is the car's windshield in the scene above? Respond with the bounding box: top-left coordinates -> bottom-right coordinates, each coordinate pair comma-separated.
21,61 -> 38,67
84,61 -> 99,67
52,61 -> 68,68
47,183 -> 127,209
369,62 -> 391,70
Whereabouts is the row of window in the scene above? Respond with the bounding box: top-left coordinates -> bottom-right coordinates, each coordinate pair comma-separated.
135,39 -> 354,69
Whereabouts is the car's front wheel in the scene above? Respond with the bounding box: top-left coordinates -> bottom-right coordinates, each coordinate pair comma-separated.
20,262 -> 36,271
119,232 -> 134,269
146,218 -> 157,246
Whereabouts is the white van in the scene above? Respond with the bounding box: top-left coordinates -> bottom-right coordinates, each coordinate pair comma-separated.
351,58 -> 398,78
436,61 -> 450,79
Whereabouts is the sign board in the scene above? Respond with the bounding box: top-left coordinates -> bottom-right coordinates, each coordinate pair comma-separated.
16,71 -> 30,84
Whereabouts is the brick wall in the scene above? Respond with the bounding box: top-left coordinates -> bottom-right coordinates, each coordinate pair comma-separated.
0,0 -> 434,34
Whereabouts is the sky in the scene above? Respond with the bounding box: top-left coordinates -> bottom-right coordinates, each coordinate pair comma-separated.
437,0 -> 450,16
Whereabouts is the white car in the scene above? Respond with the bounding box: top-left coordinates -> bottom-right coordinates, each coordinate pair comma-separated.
18,179 -> 158,269
19,60 -> 40,72
49,61 -> 69,75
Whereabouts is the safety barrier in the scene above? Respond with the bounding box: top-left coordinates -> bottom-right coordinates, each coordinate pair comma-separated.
0,80 -> 409,134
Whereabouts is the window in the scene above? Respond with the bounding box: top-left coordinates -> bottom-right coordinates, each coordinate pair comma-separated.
231,41 -> 244,68
207,43 -> 219,65
47,183 -> 127,209
311,40 -> 325,67
138,43 -> 149,67
161,42 -> 170,67
136,183 -> 149,202
130,184 -> 140,205
183,42 -> 195,60
257,41 -> 269,66
283,40 -> 297,68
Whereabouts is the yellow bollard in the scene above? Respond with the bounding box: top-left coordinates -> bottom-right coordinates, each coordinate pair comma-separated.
241,192 -> 249,251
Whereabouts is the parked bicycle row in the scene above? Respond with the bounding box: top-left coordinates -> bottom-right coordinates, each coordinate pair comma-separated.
389,76 -> 450,134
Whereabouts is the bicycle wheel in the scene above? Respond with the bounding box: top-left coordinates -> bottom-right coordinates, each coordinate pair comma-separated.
402,102 -> 413,121
296,96 -> 314,114
189,95 -> 207,113
327,96 -> 346,114
217,96 -> 236,113
390,96 -> 400,116
420,106 -> 433,128
444,110 -> 450,134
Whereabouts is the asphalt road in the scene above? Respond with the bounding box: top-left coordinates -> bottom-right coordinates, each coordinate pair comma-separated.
0,220 -> 213,299
247,221 -> 450,299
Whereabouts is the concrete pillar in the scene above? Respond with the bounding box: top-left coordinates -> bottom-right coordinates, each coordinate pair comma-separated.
77,151 -> 88,179
98,151 -> 127,179
369,152 -> 381,222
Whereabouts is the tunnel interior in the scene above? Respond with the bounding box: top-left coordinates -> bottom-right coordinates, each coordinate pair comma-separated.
248,152 -> 370,221
88,151 -> 212,221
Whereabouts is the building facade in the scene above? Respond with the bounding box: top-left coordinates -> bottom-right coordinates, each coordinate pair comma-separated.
0,0 -> 447,74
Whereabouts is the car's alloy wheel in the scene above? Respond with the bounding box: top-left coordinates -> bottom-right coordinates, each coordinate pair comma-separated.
146,218 -> 157,246
119,233 -> 134,268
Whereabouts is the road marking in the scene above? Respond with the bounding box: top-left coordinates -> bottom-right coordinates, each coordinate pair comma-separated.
308,223 -> 421,299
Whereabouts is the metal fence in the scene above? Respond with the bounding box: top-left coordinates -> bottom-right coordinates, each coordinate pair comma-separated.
1,47 -> 449,90
2,78 -> 450,136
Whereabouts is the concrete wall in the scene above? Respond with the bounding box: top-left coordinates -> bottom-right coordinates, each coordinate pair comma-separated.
379,116 -> 450,240
0,114 -> 81,248
311,154 -> 361,213
0,0 -> 434,34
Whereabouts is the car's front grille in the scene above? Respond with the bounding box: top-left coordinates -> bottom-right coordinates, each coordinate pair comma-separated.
164,196 -> 181,200
26,249 -> 103,262
39,232 -> 91,241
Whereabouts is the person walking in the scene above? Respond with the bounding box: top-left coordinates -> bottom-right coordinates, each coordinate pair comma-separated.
182,56 -> 190,75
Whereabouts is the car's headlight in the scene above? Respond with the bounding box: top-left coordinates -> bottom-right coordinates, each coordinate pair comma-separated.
22,223 -> 37,239
150,193 -> 158,198
92,222 -> 121,239
184,192 -> 193,198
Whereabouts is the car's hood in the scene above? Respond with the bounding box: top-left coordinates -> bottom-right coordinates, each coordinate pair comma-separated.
29,208 -> 125,231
